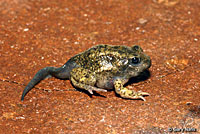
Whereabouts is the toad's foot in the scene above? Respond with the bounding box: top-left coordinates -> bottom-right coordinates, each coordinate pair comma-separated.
87,86 -> 107,94
114,78 -> 149,101
117,88 -> 149,101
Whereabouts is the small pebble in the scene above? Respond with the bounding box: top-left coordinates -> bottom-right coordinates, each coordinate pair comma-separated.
138,18 -> 148,25
24,28 -> 29,31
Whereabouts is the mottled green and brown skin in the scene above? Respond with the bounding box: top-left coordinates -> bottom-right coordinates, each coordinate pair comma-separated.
21,44 -> 151,101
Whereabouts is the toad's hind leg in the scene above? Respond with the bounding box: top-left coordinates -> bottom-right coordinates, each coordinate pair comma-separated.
70,67 -> 107,94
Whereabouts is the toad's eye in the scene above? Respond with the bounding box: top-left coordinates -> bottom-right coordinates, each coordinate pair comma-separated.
131,57 -> 140,64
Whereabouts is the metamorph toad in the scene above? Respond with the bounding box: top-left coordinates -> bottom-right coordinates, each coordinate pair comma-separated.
21,44 -> 151,101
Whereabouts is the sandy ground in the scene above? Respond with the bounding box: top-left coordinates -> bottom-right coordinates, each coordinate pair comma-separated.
0,0 -> 200,133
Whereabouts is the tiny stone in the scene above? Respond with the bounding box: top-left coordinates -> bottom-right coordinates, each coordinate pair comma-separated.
24,28 -> 29,31
74,41 -> 79,45
194,38 -> 198,41
99,116 -> 105,122
142,30 -> 146,33
16,116 -> 25,119
65,8 -> 69,11
136,27 -> 140,30
186,102 -> 192,105
105,22 -> 112,25
138,18 -> 148,25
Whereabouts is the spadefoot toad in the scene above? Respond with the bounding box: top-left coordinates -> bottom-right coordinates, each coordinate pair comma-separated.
21,44 -> 151,101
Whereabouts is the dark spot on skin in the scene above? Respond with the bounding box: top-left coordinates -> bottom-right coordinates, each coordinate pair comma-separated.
132,45 -> 143,52
133,45 -> 140,51
87,52 -> 91,57
113,46 -> 120,49
85,74 -> 89,78
117,50 -> 124,54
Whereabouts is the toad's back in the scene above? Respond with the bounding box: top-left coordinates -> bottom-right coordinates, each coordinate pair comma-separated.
71,44 -> 134,73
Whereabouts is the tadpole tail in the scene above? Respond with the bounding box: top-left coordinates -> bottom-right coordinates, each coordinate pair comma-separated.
21,59 -> 77,101
21,67 -> 62,101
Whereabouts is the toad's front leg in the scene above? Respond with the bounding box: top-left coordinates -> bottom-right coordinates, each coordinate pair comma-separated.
70,67 -> 107,94
114,78 -> 149,101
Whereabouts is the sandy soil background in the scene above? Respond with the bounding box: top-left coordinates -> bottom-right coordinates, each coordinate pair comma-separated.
0,0 -> 200,133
